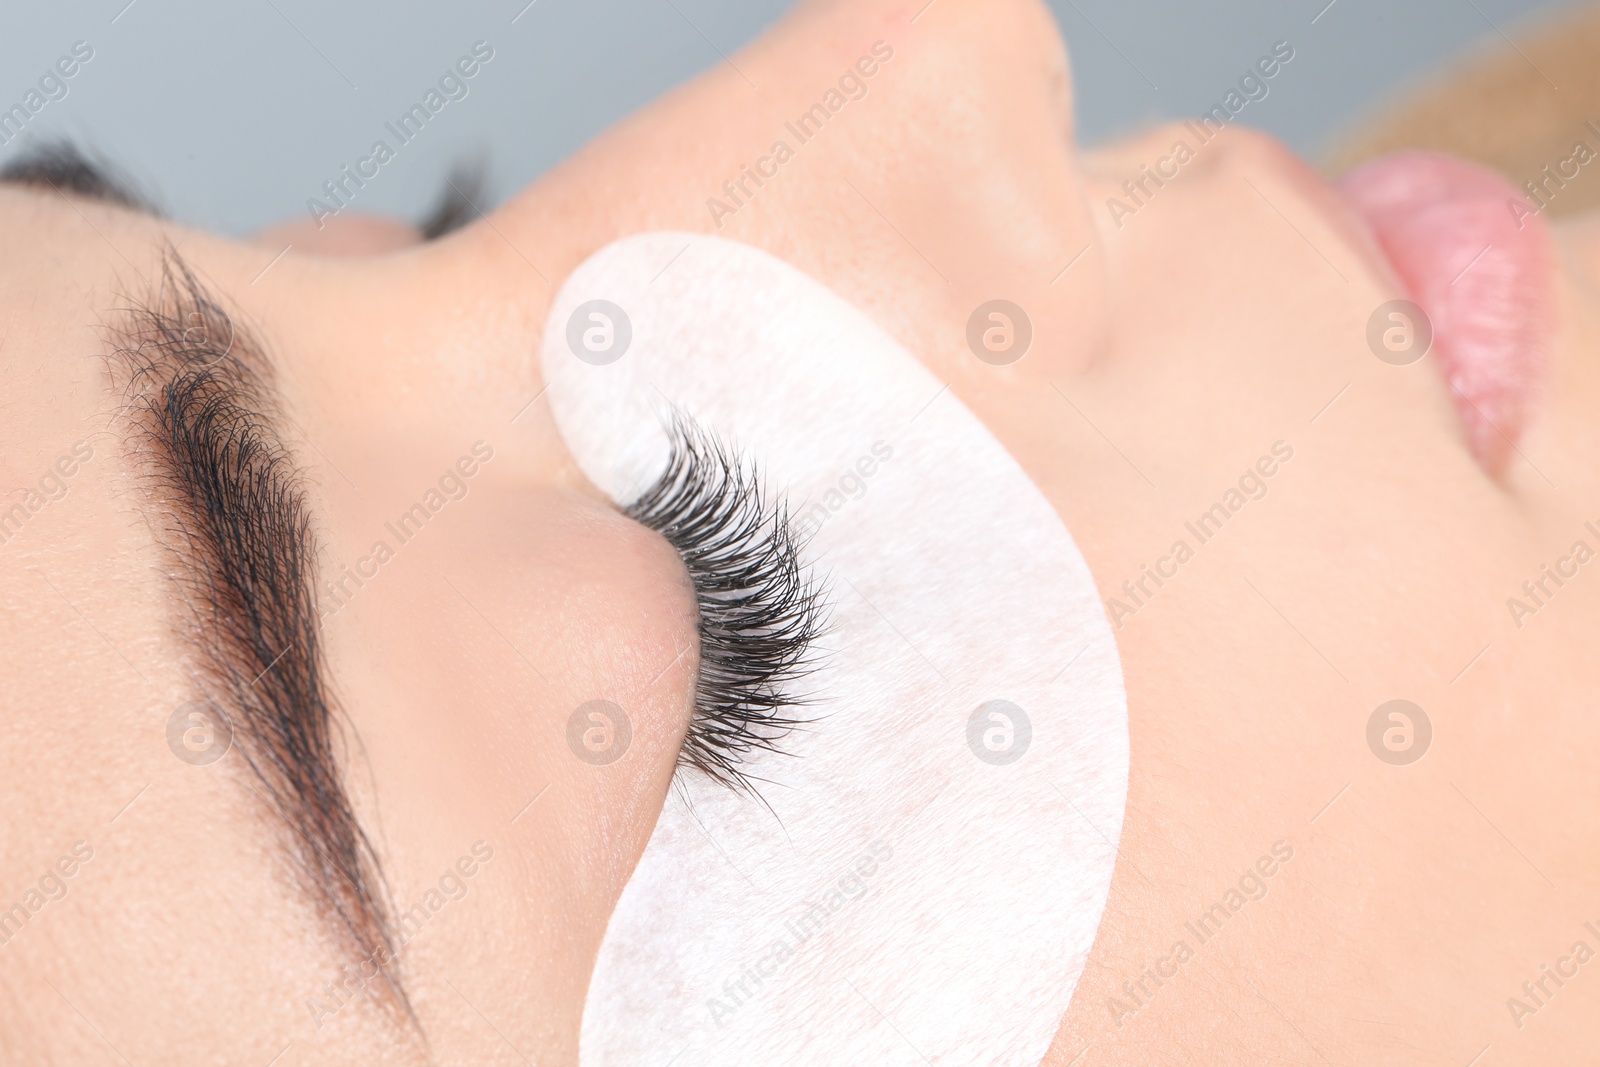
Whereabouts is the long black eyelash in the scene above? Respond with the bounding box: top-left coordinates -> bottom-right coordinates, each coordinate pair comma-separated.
625,416 -> 826,794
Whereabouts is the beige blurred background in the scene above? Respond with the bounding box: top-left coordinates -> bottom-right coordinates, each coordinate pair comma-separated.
1330,3 -> 1600,217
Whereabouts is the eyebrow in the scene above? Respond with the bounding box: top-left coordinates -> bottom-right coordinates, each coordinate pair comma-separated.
0,139 -> 481,238
0,141 -> 156,213
106,253 -> 413,1028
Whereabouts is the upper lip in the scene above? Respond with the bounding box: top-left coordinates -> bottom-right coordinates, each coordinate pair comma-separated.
1251,137 -> 1410,290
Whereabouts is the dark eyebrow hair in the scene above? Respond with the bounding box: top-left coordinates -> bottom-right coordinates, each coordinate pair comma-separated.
105,252 -> 414,1031
1,139 -> 480,241
0,141 -> 156,214
418,159 -> 487,240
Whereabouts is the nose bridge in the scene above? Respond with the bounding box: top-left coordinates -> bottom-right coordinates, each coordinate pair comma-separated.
891,0 -> 1072,121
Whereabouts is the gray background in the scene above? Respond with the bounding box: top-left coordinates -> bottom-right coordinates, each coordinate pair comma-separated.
0,0 -> 1583,234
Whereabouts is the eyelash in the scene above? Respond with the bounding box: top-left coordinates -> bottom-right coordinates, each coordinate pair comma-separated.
624,416 -> 826,795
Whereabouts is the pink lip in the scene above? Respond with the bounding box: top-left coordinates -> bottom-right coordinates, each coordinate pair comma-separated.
1338,151 -> 1553,476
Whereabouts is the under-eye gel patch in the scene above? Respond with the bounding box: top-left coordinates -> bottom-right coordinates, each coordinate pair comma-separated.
541,233 -> 1129,1066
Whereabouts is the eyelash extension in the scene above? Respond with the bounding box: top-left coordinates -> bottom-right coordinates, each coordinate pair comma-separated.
625,416 -> 826,796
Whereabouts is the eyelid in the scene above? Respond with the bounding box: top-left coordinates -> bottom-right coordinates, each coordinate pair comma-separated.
624,414 -> 826,796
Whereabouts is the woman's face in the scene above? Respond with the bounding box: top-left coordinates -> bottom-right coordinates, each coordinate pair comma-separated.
6,0 -> 1599,1062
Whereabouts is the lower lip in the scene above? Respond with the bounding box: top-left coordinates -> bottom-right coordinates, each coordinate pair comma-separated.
1338,150 -> 1553,476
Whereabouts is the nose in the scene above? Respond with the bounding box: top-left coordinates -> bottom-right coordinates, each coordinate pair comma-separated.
816,0 -> 1108,379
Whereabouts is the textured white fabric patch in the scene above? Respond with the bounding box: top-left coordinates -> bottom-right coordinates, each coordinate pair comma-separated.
541,233 -> 1128,1066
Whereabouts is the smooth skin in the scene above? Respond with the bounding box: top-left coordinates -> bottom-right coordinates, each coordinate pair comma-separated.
3,0 -> 1598,1062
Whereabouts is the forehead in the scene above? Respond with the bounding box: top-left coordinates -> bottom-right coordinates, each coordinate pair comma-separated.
0,187 -> 171,422
0,191 -> 174,578
0,193 -> 205,919
0,189 -> 220,717
0,191 -> 142,533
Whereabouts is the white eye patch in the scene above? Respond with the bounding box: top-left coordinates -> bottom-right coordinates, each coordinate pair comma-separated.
541,233 -> 1128,1066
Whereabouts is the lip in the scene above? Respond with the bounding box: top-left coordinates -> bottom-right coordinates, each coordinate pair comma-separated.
1337,150 -> 1554,476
